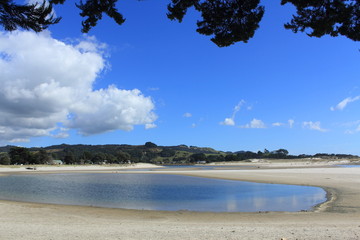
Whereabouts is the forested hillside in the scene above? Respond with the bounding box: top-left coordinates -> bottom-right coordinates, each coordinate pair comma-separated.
0,142 -> 358,165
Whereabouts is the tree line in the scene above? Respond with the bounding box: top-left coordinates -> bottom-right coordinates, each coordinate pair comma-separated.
0,143 -> 358,165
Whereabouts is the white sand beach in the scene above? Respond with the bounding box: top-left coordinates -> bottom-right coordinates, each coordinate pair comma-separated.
0,161 -> 360,239
0,163 -> 162,173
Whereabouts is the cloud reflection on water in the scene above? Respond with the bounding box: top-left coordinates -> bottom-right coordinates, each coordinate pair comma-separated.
0,173 -> 326,212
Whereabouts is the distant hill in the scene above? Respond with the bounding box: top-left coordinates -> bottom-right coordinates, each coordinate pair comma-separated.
0,143 -> 358,165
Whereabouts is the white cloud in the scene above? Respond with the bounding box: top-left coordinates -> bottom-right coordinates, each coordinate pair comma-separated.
27,0 -> 50,6
288,119 -> 294,128
220,100 -> 245,126
145,123 -> 157,129
330,96 -> 360,111
10,138 -> 30,143
27,0 -> 58,20
341,120 -> 360,128
242,119 -> 266,129
220,118 -> 235,126
272,119 -> 294,128
53,132 -> 70,139
353,124 -> 360,132
344,121 -> 360,134
0,31 -> 156,142
233,100 -> 245,116
302,121 -> 327,132
148,87 -> 159,91
183,112 -> 192,118
345,128 -> 359,134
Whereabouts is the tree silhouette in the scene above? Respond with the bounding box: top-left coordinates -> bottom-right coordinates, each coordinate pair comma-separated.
168,0 -> 264,47
0,0 -> 60,32
1,0 -> 358,47
282,0 -> 359,42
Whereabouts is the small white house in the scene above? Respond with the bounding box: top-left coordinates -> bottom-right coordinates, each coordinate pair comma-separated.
51,160 -> 64,165
197,161 -> 207,164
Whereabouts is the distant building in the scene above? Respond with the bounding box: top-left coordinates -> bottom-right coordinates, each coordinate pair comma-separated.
51,160 -> 63,165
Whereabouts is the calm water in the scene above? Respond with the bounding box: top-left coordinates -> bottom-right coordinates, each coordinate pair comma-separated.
337,165 -> 360,168
120,165 -> 257,171
163,165 -> 258,170
0,173 -> 326,212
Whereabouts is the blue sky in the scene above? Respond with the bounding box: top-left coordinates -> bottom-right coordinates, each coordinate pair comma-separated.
0,1 -> 359,155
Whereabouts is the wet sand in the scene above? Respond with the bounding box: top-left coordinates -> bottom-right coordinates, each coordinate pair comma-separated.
1,162 -> 360,239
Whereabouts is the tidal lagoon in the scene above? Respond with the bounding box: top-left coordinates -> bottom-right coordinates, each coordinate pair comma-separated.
0,173 -> 326,212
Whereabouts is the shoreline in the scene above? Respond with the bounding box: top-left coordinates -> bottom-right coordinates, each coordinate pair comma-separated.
1,162 -> 360,239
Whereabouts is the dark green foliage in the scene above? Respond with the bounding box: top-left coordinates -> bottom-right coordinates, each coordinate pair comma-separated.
142,151 -> 158,162
127,149 -> 143,162
82,151 -> 93,161
189,153 -> 207,163
8,147 -> 34,164
168,0 -> 264,47
49,0 -> 66,4
206,154 -> 225,162
225,154 -> 237,161
314,153 -> 358,159
64,153 -> 76,164
34,149 -> 50,164
236,151 -> 258,160
1,145 -> 358,165
0,0 -> 60,32
275,148 -> 288,156
159,148 -> 176,157
144,142 -> 158,148
172,157 -> 187,163
63,149 -> 77,164
91,152 -> 106,164
115,151 -> 131,163
281,0 -> 360,41
75,0 -> 125,33
167,0 -> 200,22
0,153 -> 10,165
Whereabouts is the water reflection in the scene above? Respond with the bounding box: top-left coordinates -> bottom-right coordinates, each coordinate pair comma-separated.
0,173 -> 326,212
337,165 -> 360,168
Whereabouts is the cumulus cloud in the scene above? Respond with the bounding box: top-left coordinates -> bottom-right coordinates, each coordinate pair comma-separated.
145,123 -> 157,129
0,31 -> 156,142
220,118 -> 235,126
241,119 -> 266,129
68,86 -> 157,134
220,100 -> 245,126
330,96 -> 360,111
272,119 -> 294,128
272,122 -> 284,127
302,121 -> 327,132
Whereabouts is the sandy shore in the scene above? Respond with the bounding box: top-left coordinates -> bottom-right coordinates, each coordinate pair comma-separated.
0,163 -> 162,174
1,162 -> 360,239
